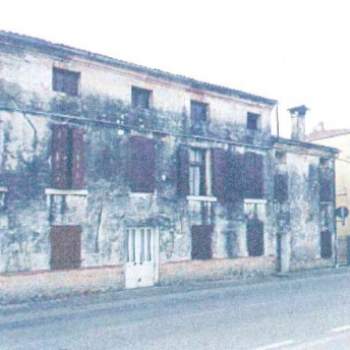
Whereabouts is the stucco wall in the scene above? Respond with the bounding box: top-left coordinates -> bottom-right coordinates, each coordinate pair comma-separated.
0,36 -> 337,286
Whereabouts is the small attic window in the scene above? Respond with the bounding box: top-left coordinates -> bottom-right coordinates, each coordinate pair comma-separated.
275,150 -> 287,163
52,67 -> 80,96
132,87 -> 152,109
320,157 -> 331,167
247,112 -> 260,130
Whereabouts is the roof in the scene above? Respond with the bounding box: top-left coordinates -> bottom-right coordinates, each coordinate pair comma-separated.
272,136 -> 339,154
0,31 -> 277,107
306,129 -> 350,142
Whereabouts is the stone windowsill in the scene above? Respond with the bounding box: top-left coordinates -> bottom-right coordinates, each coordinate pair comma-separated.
244,198 -> 267,205
45,188 -> 88,196
187,195 -> 217,202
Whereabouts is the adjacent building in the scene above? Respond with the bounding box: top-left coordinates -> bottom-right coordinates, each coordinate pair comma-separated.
307,125 -> 350,265
0,31 -> 338,291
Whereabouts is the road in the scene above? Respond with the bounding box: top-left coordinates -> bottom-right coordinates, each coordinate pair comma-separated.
1,270 -> 350,350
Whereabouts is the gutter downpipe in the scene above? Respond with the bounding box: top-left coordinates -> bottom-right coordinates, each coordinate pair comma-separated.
333,156 -> 339,268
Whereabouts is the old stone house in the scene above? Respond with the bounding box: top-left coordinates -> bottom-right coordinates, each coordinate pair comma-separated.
0,31 -> 338,291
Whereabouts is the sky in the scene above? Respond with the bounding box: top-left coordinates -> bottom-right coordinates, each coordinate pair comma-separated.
1,0 -> 349,137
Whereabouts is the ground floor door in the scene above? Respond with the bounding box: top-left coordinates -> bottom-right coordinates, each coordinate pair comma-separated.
321,230 -> 332,258
191,225 -> 213,260
50,225 -> 82,270
125,228 -> 159,289
276,232 -> 291,273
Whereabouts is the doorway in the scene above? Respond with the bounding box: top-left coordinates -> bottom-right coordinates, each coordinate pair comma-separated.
125,228 -> 159,289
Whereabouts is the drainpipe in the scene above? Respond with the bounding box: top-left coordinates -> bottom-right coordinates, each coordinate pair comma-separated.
333,157 -> 339,268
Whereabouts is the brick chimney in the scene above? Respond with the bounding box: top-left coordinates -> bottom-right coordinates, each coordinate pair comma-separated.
288,105 -> 309,141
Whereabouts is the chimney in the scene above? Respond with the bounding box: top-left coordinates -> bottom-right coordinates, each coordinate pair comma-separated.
288,105 -> 309,141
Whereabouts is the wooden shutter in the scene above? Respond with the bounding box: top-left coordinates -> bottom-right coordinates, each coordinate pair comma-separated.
50,226 -> 82,270
227,152 -> 244,202
247,219 -> 264,257
177,145 -> 189,196
71,128 -> 85,189
212,148 -> 228,202
128,136 -> 156,193
191,225 -> 213,260
51,124 -> 69,189
320,230 -> 332,258
320,170 -> 333,202
244,152 -> 264,199
274,174 -> 288,203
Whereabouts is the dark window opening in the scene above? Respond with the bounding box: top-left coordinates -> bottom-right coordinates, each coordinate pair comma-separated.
190,100 -> 208,134
191,101 -> 208,124
191,225 -> 213,260
247,218 -> 264,257
50,225 -> 82,270
275,150 -> 286,163
320,230 -> 332,258
247,112 -> 260,130
189,148 -> 207,196
52,67 -> 80,96
132,87 -> 151,109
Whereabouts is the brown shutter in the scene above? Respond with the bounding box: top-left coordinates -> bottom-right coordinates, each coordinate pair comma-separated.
227,152 -> 244,202
177,145 -> 189,196
274,174 -> 288,203
321,230 -> 332,258
211,148 -> 228,202
128,136 -> 156,193
51,124 -> 69,189
244,152 -> 264,199
50,225 -> 82,270
191,225 -> 213,260
247,219 -> 264,257
71,128 -> 85,189
320,169 -> 333,202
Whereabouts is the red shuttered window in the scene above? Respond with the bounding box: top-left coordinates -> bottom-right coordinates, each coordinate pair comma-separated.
128,136 -> 156,193
51,125 -> 85,190
51,125 -> 70,189
211,148 -> 228,202
177,145 -> 190,196
244,152 -> 264,199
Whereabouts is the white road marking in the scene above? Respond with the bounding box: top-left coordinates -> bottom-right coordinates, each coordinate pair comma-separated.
254,340 -> 295,350
331,324 -> 350,333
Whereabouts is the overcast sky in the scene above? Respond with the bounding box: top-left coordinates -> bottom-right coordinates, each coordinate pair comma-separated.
1,0 -> 349,137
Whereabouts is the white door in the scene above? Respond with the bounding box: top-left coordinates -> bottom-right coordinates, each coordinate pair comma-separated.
125,228 -> 159,289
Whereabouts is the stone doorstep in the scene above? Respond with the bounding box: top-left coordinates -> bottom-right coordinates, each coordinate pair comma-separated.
1,265 -> 350,309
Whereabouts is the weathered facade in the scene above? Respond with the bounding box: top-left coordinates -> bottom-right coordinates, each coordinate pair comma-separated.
0,32 -> 338,292
307,126 -> 350,265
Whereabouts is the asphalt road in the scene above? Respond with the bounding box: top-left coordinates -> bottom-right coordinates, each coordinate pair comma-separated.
1,270 -> 350,350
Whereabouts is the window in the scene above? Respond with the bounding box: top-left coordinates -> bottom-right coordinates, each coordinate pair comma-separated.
191,225 -> 213,260
128,136 -> 156,193
132,87 -> 152,109
52,68 -> 80,96
50,225 -> 82,270
189,148 -> 211,196
275,150 -> 287,163
247,218 -> 264,257
191,100 -> 208,124
247,112 -> 260,131
51,125 -> 85,189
